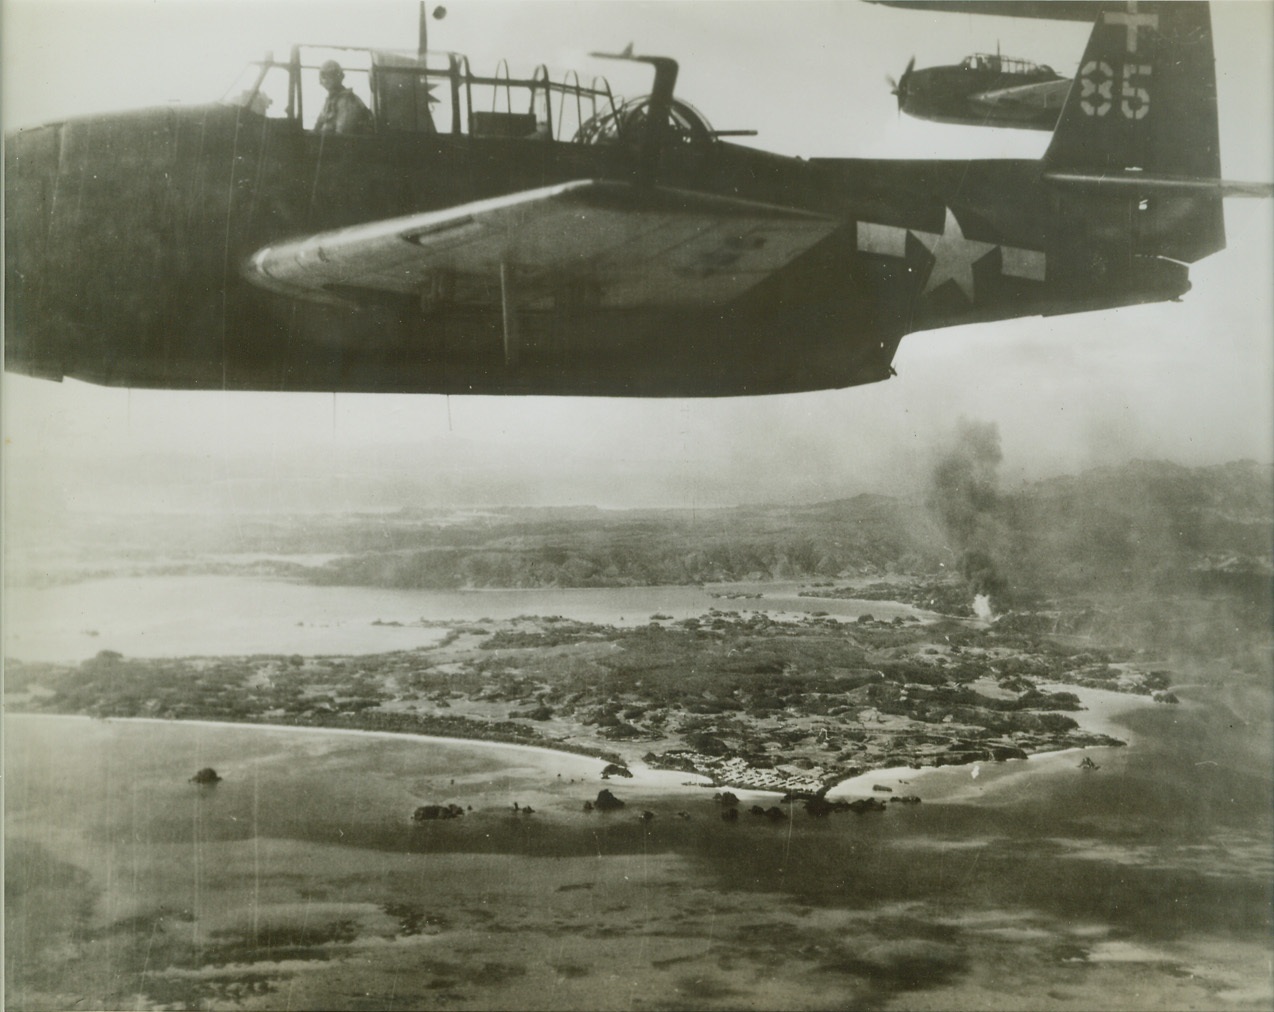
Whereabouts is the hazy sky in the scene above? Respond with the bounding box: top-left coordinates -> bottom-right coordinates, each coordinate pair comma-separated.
3,0 -> 1272,514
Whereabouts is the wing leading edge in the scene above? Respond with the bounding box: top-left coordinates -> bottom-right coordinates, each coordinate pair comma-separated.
970,78 -> 1071,114
243,180 -> 839,312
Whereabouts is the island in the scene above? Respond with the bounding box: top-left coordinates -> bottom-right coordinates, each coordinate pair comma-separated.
5,601 -> 1175,796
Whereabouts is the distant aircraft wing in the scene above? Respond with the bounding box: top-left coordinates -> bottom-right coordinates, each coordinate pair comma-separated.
970,78 -> 1071,113
868,1 -> 1111,21
243,180 -> 838,310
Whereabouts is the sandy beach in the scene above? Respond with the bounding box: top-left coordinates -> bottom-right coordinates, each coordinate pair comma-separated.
826,682 -> 1163,804
13,676 -> 1160,812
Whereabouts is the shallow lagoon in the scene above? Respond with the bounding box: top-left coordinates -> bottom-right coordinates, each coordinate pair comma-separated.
3,576 -> 927,662
6,680 -> 1271,1011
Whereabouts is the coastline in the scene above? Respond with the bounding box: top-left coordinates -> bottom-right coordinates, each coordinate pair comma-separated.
5,711 -> 620,769
5,674 -> 1264,1012
821,683 -> 1162,804
5,711 -> 728,800
7,678 -> 1158,804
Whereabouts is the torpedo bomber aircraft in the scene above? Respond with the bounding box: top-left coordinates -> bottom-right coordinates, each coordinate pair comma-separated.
888,50 -> 1071,131
4,2 -> 1269,397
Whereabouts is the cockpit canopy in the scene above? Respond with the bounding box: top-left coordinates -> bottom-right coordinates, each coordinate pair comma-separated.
222,44 -> 720,144
957,53 -> 1055,76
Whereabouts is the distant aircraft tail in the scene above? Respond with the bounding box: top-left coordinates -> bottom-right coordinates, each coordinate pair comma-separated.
1042,1 -> 1225,263
850,1 -> 1268,348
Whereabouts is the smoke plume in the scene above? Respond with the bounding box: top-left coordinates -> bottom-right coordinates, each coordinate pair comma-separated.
927,420 -> 1009,612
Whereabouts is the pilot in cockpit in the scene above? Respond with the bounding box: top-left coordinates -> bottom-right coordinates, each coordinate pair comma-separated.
315,60 -> 373,134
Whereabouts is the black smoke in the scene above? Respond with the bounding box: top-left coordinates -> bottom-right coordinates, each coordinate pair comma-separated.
927,420 -> 1009,611
959,548 -> 1008,603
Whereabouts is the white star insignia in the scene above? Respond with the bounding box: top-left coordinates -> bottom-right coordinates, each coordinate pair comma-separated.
856,211 -> 1046,300
911,208 -> 998,301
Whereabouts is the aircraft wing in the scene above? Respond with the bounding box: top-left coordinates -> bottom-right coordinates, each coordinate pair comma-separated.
243,180 -> 838,310
868,2 -> 1113,21
970,78 -> 1071,113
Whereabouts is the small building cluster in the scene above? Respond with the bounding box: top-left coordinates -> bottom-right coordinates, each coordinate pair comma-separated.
657,750 -> 827,794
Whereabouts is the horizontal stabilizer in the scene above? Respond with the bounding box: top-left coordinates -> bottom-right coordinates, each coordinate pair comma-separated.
1045,173 -> 1274,199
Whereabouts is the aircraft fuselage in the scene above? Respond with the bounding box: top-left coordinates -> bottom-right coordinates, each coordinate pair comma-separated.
5,101 -> 1191,396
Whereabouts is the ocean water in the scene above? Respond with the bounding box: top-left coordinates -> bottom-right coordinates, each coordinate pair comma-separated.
2,575 -> 926,662
6,679 -> 1271,1011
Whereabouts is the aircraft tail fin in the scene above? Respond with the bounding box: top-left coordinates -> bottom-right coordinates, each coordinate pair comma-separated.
1043,1 -> 1224,262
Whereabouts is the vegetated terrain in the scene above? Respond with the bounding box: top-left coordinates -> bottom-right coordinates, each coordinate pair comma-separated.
11,460 -> 1271,609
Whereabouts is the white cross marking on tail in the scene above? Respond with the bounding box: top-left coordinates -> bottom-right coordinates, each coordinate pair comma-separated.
1105,0 -> 1159,54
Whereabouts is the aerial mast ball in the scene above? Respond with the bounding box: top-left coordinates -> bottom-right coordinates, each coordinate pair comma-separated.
418,4 -> 446,60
